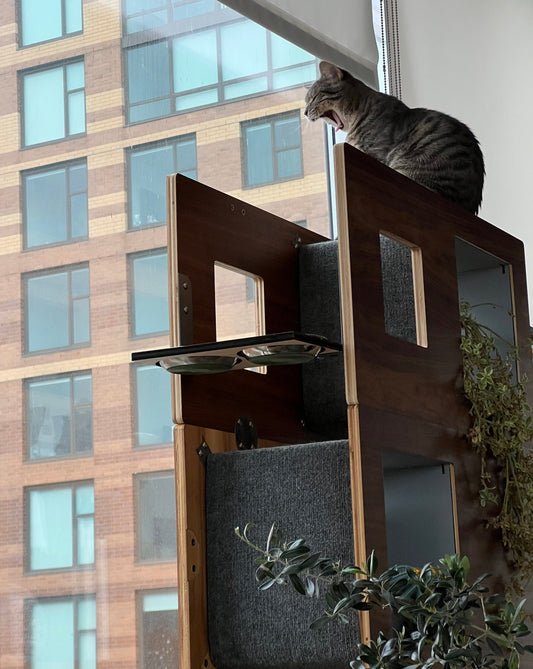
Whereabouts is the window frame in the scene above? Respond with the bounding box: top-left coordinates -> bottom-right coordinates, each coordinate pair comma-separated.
134,470 -> 177,564
128,248 -> 169,339
131,363 -> 173,450
23,262 -> 91,355
24,594 -> 96,668
24,370 -> 93,462
121,0 -> 230,37
20,57 -> 86,149
136,587 -> 179,669
126,134 -> 197,230
21,158 -> 88,250
24,479 -> 95,574
123,18 -> 317,124
241,109 -> 304,189
18,0 -> 84,48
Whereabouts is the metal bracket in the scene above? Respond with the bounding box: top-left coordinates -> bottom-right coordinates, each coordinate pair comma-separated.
196,438 -> 211,466
234,416 -> 258,450
178,273 -> 193,345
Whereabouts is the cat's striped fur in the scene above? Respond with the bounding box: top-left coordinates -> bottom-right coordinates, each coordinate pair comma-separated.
305,61 -> 485,214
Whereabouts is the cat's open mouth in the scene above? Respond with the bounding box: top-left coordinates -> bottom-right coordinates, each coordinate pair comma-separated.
321,110 -> 344,132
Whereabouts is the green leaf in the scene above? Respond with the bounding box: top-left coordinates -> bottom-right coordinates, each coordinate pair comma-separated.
289,573 -> 306,595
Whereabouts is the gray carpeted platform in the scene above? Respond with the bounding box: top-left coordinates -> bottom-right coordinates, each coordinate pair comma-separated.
206,440 -> 358,669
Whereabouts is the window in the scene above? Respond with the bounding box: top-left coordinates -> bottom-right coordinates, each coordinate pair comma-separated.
125,19 -> 316,123
26,596 -> 96,668
23,160 -> 88,248
128,135 -> 197,229
20,0 -> 83,47
24,264 -> 90,353
135,471 -> 177,562
125,0 -> 225,34
129,250 -> 169,337
137,589 -> 179,669
26,481 -> 94,571
26,371 -> 92,460
133,365 -> 173,448
21,59 -> 85,147
242,111 -> 303,187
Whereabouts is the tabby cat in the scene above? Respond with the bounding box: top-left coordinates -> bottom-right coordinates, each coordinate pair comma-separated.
305,61 -> 485,214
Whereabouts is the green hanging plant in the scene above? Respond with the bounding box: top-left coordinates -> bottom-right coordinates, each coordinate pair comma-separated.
459,301 -> 533,593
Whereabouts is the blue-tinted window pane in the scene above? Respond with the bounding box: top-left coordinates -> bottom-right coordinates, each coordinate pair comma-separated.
277,148 -> 302,179
76,484 -> 94,515
27,272 -> 70,351
176,138 -> 197,173
132,253 -> 169,336
71,268 -> 89,298
30,487 -> 73,569
127,0 -> 163,12
25,169 -> 68,247
130,99 -> 172,123
65,0 -> 83,34
175,88 -> 217,111
224,77 -> 267,101
272,63 -> 317,89
69,163 -> 87,192
270,33 -> 313,69
70,193 -> 88,238
74,375 -> 92,404
21,0 -> 62,46
78,599 -> 96,630
73,298 -> 90,344
79,631 -> 96,669
138,474 -> 177,560
128,42 -> 170,105
143,590 -> 178,611
31,601 -> 75,667
136,366 -> 173,447
28,377 -> 71,459
24,68 -> 65,145
68,90 -> 86,135
130,145 -> 174,227
245,123 -> 273,186
220,22 -> 267,81
127,9 -> 167,33
173,0 -> 216,20
77,516 -> 95,565
173,30 -> 217,92
67,61 -> 84,91
274,116 -> 300,149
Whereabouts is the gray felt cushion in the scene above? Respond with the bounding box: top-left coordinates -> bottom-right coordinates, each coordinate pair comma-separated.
206,440 -> 359,669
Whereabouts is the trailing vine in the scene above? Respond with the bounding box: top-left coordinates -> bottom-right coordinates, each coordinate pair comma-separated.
459,301 -> 533,593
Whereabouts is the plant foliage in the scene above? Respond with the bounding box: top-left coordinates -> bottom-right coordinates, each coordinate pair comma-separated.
236,523 -> 533,669
459,302 -> 533,592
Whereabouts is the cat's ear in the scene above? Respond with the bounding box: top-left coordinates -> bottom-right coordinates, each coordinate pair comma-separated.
319,61 -> 344,80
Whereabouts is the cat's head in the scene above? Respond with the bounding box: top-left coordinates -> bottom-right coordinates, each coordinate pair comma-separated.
304,61 -> 352,132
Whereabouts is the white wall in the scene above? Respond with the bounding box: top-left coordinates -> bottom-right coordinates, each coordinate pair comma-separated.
397,0 -> 533,319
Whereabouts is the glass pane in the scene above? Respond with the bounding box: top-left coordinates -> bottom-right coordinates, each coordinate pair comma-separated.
173,0 -> 216,20
73,297 -> 90,344
67,61 -> 85,91
143,590 -> 178,612
135,366 -> 173,446
74,374 -> 92,404
224,76 -> 267,101
132,253 -> 169,336
130,98 -> 172,123
21,0 -> 62,46
31,601 -> 74,668
127,0 -> 163,12
77,516 -> 95,564
25,168 -> 68,247
277,148 -> 302,179
272,63 -> 317,89
130,144 -> 174,227
30,487 -> 73,569
244,123 -> 273,186
274,116 -> 300,149
76,484 -> 94,514
176,138 -> 197,173
71,267 -> 89,298
173,30 -> 217,92
270,33 -> 313,68
24,68 -> 65,145
78,599 -> 96,630
69,162 -> 87,192
220,22 -> 267,81
74,404 -> 93,453
68,90 -> 86,135
128,41 -> 170,105
127,9 -> 167,34
138,474 -> 177,561
79,631 -> 97,669
142,608 -> 179,669
175,87 -> 217,111
28,377 -> 71,459
27,272 -> 69,352
70,192 -> 88,238
65,0 -> 83,34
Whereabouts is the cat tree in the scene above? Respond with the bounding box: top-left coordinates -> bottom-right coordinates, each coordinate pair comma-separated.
132,143 -> 532,669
